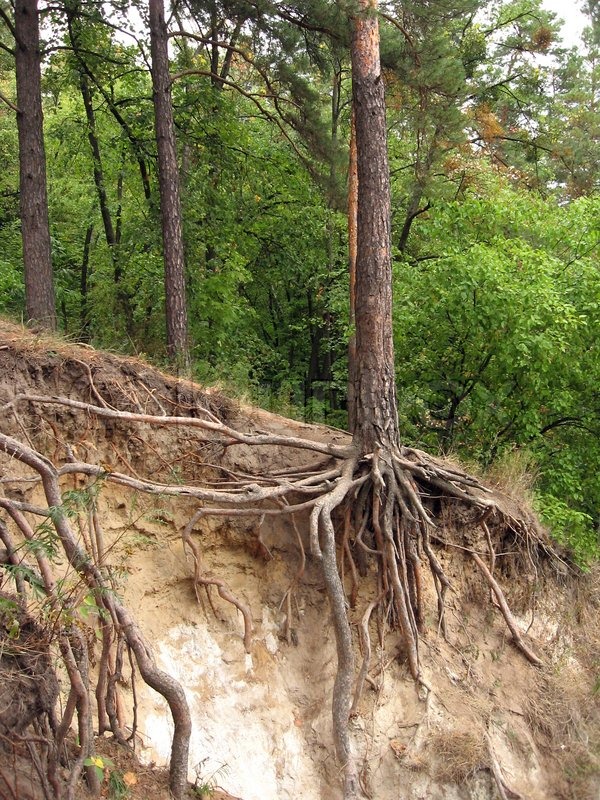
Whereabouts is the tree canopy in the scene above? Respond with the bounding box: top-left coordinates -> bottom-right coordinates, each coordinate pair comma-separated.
0,0 -> 598,563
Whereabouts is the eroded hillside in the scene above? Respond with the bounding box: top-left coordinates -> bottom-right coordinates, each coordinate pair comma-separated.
0,320 -> 598,800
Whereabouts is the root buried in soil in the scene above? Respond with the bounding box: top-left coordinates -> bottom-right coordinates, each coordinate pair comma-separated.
0,389 -> 554,800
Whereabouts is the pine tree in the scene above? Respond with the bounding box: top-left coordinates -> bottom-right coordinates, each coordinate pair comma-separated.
150,0 -> 191,372
14,0 -> 56,329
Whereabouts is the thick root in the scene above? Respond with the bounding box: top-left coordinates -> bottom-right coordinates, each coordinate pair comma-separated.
0,392 -> 550,800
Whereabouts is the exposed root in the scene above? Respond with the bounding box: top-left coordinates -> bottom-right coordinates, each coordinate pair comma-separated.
316,460 -> 361,798
486,732 -> 522,799
278,506 -> 306,645
182,510 -> 254,653
2,394 -> 353,459
350,597 -> 380,716
471,552 -> 542,666
0,391 -> 552,800
342,506 -> 360,609
0,430 -> 192,799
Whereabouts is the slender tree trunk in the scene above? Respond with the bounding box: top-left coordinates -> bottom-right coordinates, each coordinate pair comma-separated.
149,0 -> 190,371
350,0 -> 399,454
79,73 -> 116,250
80,223 -> 93,341
210,11 -> 220,88
14,0 -> 56,330
66,1 -> 152,205
347,109 -> 358,433
65,3 -> 134,332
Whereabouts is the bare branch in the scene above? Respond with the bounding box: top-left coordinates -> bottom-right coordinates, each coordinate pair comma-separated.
0,90 -> 19,113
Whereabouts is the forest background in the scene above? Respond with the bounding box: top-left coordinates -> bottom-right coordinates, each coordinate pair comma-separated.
0,0 -> 598,566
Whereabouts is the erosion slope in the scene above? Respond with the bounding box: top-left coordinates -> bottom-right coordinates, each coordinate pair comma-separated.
0,320 -> 598,800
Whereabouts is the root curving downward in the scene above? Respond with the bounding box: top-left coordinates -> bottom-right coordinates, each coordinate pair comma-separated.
0,391 -> 552,800
298,443 -> 547,796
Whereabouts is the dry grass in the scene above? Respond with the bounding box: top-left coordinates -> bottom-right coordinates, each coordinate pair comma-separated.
483,447 -> 539,498
526,669 -> 589,742
526,667 -> 600,799
440,446 -> 538,506
427,728 -> 488,783
0,316 -> 227,400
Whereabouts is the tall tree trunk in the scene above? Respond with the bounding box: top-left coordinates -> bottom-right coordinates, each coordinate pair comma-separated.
149,0 -> 190,372
66,1 -> 152,205
14,0 -> 56,330
65,2 -> 133,331
79,73 -> 116,250
347,109 -> 358,433
350,0 -> 399,454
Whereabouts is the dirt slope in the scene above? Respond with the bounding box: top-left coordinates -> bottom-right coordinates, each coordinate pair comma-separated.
0,320 -> 598,800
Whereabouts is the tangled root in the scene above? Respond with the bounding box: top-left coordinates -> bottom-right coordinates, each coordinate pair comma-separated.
0,390 -> 552,800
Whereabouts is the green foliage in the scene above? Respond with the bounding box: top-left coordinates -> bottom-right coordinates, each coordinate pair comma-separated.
84,755 -> 114,784
0,257 -> 24,315
0,0 -> 597,565
2,564 -> 46,598
396,177 -> 599,556
107,768 -> 131,800
0,595 -> 20,639
0,78 -> 22,316
78,592 -> 102,622
536,495 -> 598,569
83,755 -> 131,797
28,519 -> 61,562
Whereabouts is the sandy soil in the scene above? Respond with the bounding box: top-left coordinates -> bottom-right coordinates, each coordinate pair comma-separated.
0,320 -> 598,800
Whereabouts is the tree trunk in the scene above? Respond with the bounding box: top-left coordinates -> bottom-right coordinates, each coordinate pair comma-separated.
65,0 -> 134,331
79,73 -> 116,250
149,0 -> 191,372
347,108 -> 358,433
79,223 -> 93,341
14,0 -> 56,330
350,1 -> 399,454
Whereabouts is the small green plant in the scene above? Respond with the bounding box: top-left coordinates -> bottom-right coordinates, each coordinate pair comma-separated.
61,482 -> 100,515
78,591 -> 106,623
108,768 -> 131,800
2,565 -> 46,599
0,595 -> 20,638
193,780 -> 213,799
84,755 -> 114,784
123,532 -> 158,553
192,761 -> 230,798
145,508 -> 174,525
28,518 -> 61,561
168,465 -> 184,484
83,757 -> 134,799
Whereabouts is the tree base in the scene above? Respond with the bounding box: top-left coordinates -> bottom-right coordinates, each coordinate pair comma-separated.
0,353 -> 557,800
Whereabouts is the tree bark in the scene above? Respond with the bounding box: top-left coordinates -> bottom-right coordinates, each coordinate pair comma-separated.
347,108 -> 358,433
149,0 -> 191,372
14,0 -> 56,330
79,73 -> 116,250
79,223 -> 93,340
350,0 -> 399,454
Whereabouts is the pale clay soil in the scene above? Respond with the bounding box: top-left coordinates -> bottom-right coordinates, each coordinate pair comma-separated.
0,320 -> 598,800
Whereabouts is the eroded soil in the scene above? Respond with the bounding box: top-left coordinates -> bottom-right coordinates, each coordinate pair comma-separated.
0,320 -> 598,800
